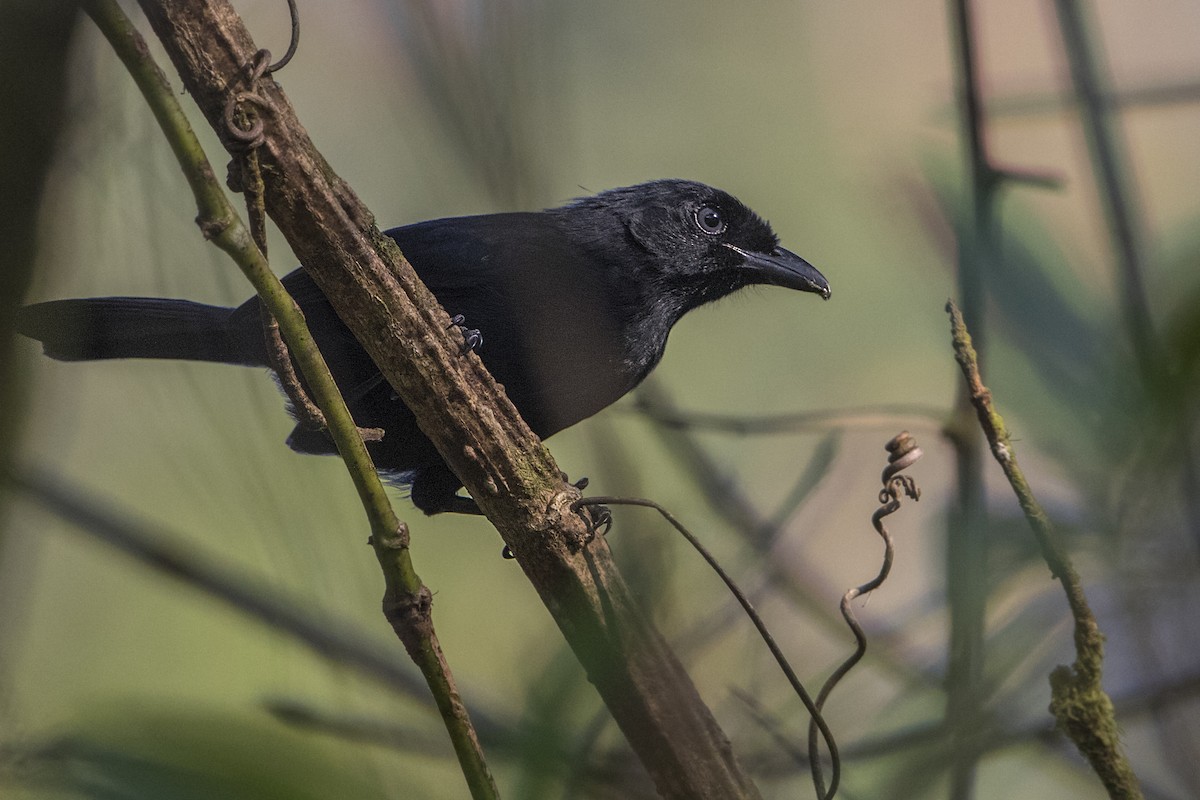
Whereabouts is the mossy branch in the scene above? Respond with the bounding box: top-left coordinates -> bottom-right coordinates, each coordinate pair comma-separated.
947,300 -> 1142,800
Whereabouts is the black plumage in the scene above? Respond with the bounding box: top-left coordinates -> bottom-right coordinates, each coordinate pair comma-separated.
17,180 -> 830,513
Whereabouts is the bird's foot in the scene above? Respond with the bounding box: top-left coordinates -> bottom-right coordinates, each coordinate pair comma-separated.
502,506 -> 610,561
502,476 -> 609,560
562,474 -> 611,537
578,501 -> 613,539
449,314 -> 483,354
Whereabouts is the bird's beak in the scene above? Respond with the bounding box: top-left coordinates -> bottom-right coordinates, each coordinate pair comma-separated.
727,244 -> 831,300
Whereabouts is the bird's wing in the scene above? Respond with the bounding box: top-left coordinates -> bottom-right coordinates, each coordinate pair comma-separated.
249,212 -> 628,437
392,213 -> 635,434
234,213 -> 573,399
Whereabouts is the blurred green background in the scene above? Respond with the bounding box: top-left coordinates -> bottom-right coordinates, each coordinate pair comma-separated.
3,0 -> 1199,797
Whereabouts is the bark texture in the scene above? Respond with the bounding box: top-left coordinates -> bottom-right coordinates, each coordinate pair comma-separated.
135,2 -> 761,796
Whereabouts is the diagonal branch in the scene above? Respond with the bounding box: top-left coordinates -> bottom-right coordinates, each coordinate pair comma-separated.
132,1 -> 760,796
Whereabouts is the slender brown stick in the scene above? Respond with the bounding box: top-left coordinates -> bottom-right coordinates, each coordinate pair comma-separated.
947,300 -> 1143,800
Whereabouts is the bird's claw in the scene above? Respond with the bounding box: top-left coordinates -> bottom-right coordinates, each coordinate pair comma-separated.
581,503 -> 613,538
502,477 -> 609,559
563,474 -> 609,537
449,314 -> 482,354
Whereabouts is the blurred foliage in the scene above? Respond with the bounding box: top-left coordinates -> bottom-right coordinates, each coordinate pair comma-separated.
6,705 -> 392,799
3,0 -> 1200,798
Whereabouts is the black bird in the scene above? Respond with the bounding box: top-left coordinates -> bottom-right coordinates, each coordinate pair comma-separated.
17,180 -> 830,514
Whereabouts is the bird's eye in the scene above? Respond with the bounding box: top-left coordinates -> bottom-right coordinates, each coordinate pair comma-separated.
694,206 -> 727,235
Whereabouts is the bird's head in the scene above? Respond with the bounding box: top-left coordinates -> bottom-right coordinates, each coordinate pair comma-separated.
563,179 -> 830,307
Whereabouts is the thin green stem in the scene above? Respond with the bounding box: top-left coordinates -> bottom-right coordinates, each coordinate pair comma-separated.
81,0 -> 395,542
82,2 -> 498,796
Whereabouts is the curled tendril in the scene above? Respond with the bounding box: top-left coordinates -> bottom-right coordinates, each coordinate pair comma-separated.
221,49 -> 275,150
265,0 -> 300,75
808,431 -> 922,799
877,432 -> 922,518
222,0 -> 300,148
223,84 -> 270,149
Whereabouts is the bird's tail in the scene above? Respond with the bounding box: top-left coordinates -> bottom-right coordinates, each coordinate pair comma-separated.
15,297 -> 255,365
